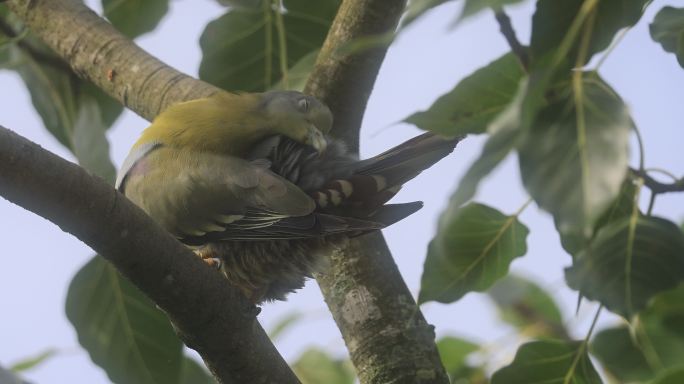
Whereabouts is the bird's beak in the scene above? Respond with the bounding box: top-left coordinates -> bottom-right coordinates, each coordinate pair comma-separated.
306,125 -> 327,154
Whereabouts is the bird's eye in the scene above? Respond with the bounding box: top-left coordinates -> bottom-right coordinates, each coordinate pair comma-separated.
297,98 -> 309,113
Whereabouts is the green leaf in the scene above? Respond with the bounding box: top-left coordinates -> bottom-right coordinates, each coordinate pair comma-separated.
519,74 -> 631,239
217,0 -> 264,8
404,53 -> 525,136
402,0 -> 455,27
419,202 -> 529,304
9,349 -> 58,373
180,358 -> 215,384
448,79 -> 529,207
456,0 -> 527,25
292,348 -> 355,384
558,175 -> 638,257
591,326 -> 654,382
268,311 -> 303,340
270,50 -> 319,92
565,217 -> 684,318
66,256 -> 184,384
0,25 -> 122,151
102,0 -> 170,38
530,0 -> 650,68
436,336 -> 479,376
200,0 -> 339,92
652,366 -> 684,384
72,96 -> 117,183
592,285 -> 684,382
491,340 -> 602,384
488,275 -> 568,339
650,6 -> 684,69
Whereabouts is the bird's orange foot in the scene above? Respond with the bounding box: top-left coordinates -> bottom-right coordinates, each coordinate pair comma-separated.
193,248 -> 222,270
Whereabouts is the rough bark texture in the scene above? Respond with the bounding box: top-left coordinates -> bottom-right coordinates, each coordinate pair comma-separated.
5,0 -> 220,121
0,126 -> 298,384
305,1 -> 450,383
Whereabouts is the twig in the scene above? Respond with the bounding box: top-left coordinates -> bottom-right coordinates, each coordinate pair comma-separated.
494,9 -> 529,72
631,168 -> 684,194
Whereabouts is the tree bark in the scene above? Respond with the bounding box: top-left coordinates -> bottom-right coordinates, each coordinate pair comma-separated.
0,126 -> 298,384
305,1 -> 450,383
5,0 -> 219,121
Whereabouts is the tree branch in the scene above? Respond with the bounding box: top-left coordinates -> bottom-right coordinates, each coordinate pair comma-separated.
0,126 -> 298,384
304,1 -> 449,383
494,9 -> 529,72
4,0 -> 220,121
631,168 -> 684,194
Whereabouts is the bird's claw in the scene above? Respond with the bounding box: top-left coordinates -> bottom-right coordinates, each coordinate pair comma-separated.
203,257 -> 222,270
193,249 -> 222,270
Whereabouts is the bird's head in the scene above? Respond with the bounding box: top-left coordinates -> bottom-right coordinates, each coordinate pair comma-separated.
259,91 -> 332,153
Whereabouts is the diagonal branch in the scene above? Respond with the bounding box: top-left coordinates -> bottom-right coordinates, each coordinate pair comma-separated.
0,126 -> 298,384
304,1 -> 450,383
5,0 -> 219,121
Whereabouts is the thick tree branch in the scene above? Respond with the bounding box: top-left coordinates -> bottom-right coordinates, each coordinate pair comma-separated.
305,1 -> 449,383
4,0 -> 220,121
0,126 -> 298,384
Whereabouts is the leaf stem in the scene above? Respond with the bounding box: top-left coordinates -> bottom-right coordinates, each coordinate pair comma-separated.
273,0 -> 289,89
572,5 -> 596,232
493,8 -> 528,72
563,305 -> 602,384
263,0 -> 273,89
631,168 -> 684,194
633,125 -> 646,171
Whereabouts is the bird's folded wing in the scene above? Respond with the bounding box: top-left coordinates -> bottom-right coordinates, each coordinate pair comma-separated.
120,146 -> 316,241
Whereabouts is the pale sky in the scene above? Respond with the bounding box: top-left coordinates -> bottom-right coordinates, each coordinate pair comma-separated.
1,1 -> 683,383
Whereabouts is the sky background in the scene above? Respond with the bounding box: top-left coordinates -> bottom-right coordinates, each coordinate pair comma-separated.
1,0 -> 683,382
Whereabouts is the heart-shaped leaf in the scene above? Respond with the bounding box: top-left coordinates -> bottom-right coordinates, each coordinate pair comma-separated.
650,6 -> 684,68
200,0 -> 339,92
102,0 -> 170,38
519,74 -> 631,240
565,216 -> 684,318
491,340 -> 601,384
531,0 -> 650,69
404,53 -> 525,136
66,257 -> 184,384
419,202 -> 529,304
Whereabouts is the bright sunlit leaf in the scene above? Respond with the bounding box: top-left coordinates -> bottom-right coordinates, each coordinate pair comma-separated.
530,0 -> 650,69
